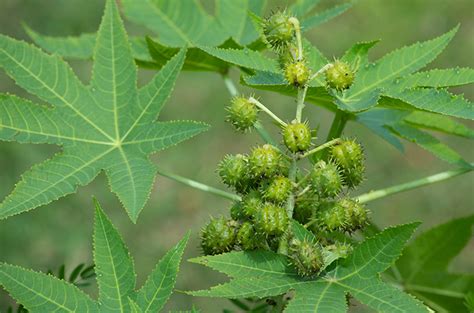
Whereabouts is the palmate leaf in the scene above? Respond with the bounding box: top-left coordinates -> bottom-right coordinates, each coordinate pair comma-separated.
391,215 -> 474,313
189,223 -> 430,313
0,0 -> 209,222
0,201 -> 190,312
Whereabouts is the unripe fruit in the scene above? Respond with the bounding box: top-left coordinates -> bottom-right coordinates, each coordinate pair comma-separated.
289,238 -> 323,276
325,60 -> 355,90
254,203 -> 289,236
310,160 -> 342,198
241,190 -> 263,218
278,45 -> 298,68
218,154 -> 248,191
319,198 -> 368,233
285,61 -> 310,86
324,241 -> 353,260
230,201 -> 245,221
263,176 -> 293,204
262,11 -> 295,50
331,139 -> 365,188
226,97 -> 258,132
200,217 -> 237,255
237,222 -> 260,250
249,144 -> 283,178
283,122 -> 312,152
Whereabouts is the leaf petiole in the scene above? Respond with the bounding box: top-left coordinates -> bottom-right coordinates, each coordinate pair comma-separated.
356,164 -> 473,204
156,167 -> 241,202
299,138 -> 341,159
249,97 -> 288,127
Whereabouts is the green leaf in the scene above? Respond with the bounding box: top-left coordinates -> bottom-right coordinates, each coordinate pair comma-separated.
389,122 -> 469,166
301,2 -> 355,31
404,111 -> 474,139
136,232 -> 190,313
393,215 -> 474,313
0,0 -> 209,222
216,0 -> 266,45
25,25 -> 151,62
341,40 -> 379,70
199,46 -> 279,72
189,223 -> 429,312
122,0 -> 227,47
385,88 -> 474,120
290,0 -> 320,17
0,200 -> 189,312
146,37 -> 228,72
334,26 -> 458,112
94,200 -> 136,312
0,263 -> 99,312
399,68 -> 474,88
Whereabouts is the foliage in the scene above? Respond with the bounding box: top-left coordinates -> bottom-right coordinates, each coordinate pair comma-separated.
0,200 -> 189,312
0,0 -> 473,312
0,0 -> 208,222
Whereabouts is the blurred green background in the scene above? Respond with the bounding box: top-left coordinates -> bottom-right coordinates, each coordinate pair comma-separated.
0,0 -> 473,311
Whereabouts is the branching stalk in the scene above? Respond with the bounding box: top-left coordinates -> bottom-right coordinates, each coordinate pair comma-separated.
157,167 -> 241,202
289,17 -> 303,61
309,63 -> 333,83
223,74 -> 238,97
295,86 -> 308,123
299,138 -> 341,159
249,97 -> 288,127
356,164 -> 474,204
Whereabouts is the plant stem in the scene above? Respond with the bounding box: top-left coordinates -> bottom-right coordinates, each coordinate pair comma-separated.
285,158 -> 298,217
295,86 -> 308,123
289,17 -> 303,61
309,63 -> 333,83
299,138 -> 341,159
222,74 -> 280,145
156,167 -> 241,202
356,164 -> 474,204
249,97 -> 287,127
223,74 -> 238,97
326,110 -> 349,141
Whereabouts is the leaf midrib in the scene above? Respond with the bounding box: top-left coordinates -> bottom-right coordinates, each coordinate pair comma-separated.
342,37 -> 450,102
0,269 -> 76,312
1,47 -> 114,142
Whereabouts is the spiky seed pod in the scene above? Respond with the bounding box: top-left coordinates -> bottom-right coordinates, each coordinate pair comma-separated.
318,198 -> 369,233
289,238 -> 323,277
324,241 -> 353,260
282,122 -> 312,153
249,144 -> 283,178
284,61 -> 310,86
331,139 -> 365,188
218,154 -> 249,191
278,44 -> 298,68
237,222 -> 261,250
230,201 -> 245,221
200,217 -> 237,255
318,200 -> 347,233
325,60 -> 355,90
226,96 -> 258,132
254,203 -> 289,236
340,198 -> 369,231
262,11 -> 295,50
262,176 -> 293,204
310,160 -> 343,198
241,190 -> 264,218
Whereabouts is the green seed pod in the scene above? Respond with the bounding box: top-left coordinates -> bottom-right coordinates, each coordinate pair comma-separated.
237,222 -> 261,250
241,190 -> 264,218
226,96 -> 258,132
289,238 -> 323,277
319,198 -> 369,233
249,144 -> 283,178
278,44 -> 298,68
331,139 -> 365,188
310,160 -> 342,198
200,217 -> 237,255
282,122 -> 312,153
262,11 -> 295,50
324,241 -> 353,260
254,203 -> 289,236
325,60 -> 355,90
218,154 -> 249,191
262,176 -> 293,204
340,198 -> 369,231
230,201 -> 245,221
284,61 -> 310,86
